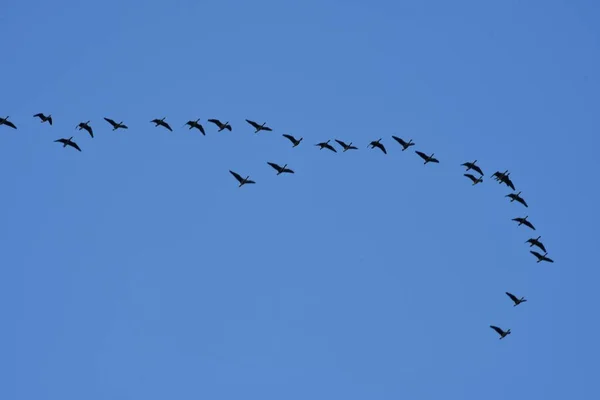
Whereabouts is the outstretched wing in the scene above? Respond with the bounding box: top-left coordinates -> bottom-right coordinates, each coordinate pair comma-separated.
104,117 -> 117,126
282,134 -> 296,143
229,170 -> 244,183
245,180 -> 256,184
326,144 -> 337,152
84,125 -> 94,137
261,126 -> 272,131
415,150 -> 427,160
164,122 -> 173,132
490,325 -> 504,335
530,250 -> 542,259
464,174 -> 476,182
505,292 -> 519,303
472,165 -> 483,175
54,138 -> 67,144
246,119 -> 259,129
48,116 -> 53,125
197,124 -> 205,135
33,113 -> 43,118
378,143 -> 387,154
224,125 -> 232,131
2,120 -> 17,129
536,242 -> 546,253
282,168 -> 294,174
335,139 -> 348,148
208,119 -> 222,127
267,162 -> 282,171
69,141 -> 82,152
392,136 -> 407,146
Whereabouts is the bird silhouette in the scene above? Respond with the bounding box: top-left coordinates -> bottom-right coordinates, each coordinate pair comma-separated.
391,136 -> 414,151
461,160 -> 483,175
315,140 -> 337,152
335,139 -> 358,152
506,191 -> 528,207
267,162 -> 294,175
282,134 -> 303,147
506,292 -> 527,306
229,170 -> 255,187
208,119 -> 231,132
0,116 -> 17,129
184,119 -> 205,135
151,117 -> 173,132
368,139 -> 387,154
490,325 -> 511,339
525,236 -> 546,253
104,117 -> 128,131
246,119 -> 272,133
33,113 -> 52,125
76,121 -> 94,138
464,173 -> 483,185
530,251 -> 554,263
415,151 -> 439,164
54,137 -> 81,152
512,216 -> 535,230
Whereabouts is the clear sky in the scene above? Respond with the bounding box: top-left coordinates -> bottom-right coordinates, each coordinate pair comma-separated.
2,0 -> 599,399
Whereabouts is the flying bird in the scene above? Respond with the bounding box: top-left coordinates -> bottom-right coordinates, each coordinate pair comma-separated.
33,113 -> 52,125
315,140 -> 337,152
335,139 -> 358,152
150,117 -> 173,132
0,116 -> 17,129
490,325 -> 511,339
525,236 -> 546,253
245,119 -> 272,133
54,137 -> 81,152
461,160 -> 483,176
76,121 -> 93,138
506,191 -> 528,207
493,170 -> 515,190
464,173 -> 483,185
267,162 -> 294,175
506,292 -> 527,306
391,136 -> 414,151
184,119 -> 205,135
368,139 -> 387,154
282,134 -> 302,147
492,170 -> 508,181
415,151 -> 439,164
229,170 -> 255,187
530,251 -> 554,263
208,119 -> 231,132
512,216 -> 536,230
104,117 -> 128,131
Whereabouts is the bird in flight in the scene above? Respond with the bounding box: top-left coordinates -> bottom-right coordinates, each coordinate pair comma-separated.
335,139 -> 358,152
530,251 -> 554,263
415,151 -> 439,164
391,136 -> 414,151
208,119 -> 232,132
267,162 -> 294,175
490,325 -> 511,339
104,117 -> 128,131
315,140 -> 337,152
76,121 -> 94,138
464,173 -> 483,185
506,191 -> 528,207
151,117 -> 173,132
512,216 -> 535,230
505,292 -> 527,306
229,170 -> 255,187
461,160 -> 483,176
368,139 -> 387,154
282,134 -> 303,147
34,113 -> 53,125
525,236 -> 546,253
246,119 -> 272,133
184,119 -> 205,135
0,116 -> 17,129
54,137 -> 81,152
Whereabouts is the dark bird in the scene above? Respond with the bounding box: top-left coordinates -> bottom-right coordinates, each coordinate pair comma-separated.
490,325 -> 511,339
499,173 -> 516,190
282,134 -> 303,147
335,139 -> 358,152
76,121 -> 93,138
525,236 -> 547,253
33,113 -> 53,125
368,138 -> 387,154
104,117 -> 128,131
415,150 -> 439,164
506,292 -> 527,306
246,119 -> 272,133
512,216 -> 536,230
315,140 -> 337,152
229,170 -> 255,187
530,251 -> 554,263
151,117 -> 173,132
391,136 -> 414,151
506,191 -> 528,207
0,116 -> 17,129
492,170 -> 508,181
267,162 -> 294,175
208,119 -> 231,132
464,173 -> 483,185
184,119 -> 205,135
461,160 -> 484,175
54,137 -> 81,152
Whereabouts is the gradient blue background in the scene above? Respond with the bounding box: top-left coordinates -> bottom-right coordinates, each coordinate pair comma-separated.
2,0 -> 599,398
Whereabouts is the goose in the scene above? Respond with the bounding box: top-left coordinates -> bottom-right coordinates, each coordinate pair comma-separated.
415,151 -> 439,164
54,137 -> 81,152
490,325 -> 511,339
184,119 -> 205,135
282,134 -> 302,147
33,113 -> 52,125
315,140 -> 337,152
207,119 -> 232,132
525,236 -> 546,253
461,160 -> 483,175
530,251 -> 554,263
368,139 -> 387,154
0,116 -> 17,129
391,136 -> 414,151
512,216 -> 535,230
464,173 -> 483,185
104,117 -> 128,131
267,162 -> 294,175
505,292 -> 527,306
506,191 -> 528,207
150,117 -> 173,132
229,170 -> 255,187
76,121 -> 93,138
335,139 -> 358,152
245,119 -> 272,133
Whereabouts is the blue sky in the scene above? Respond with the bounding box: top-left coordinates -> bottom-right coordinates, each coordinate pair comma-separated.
2,0 -> 599,398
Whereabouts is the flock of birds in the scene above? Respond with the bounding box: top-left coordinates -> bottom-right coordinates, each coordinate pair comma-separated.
1,113 -> 555,340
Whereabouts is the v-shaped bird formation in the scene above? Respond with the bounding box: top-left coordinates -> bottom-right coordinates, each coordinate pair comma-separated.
1,113 -> 555,340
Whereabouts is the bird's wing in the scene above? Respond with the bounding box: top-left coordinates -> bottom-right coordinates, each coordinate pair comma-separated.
472,165 -> 483,175
33,113 -> 43,118
229,170 -> 243,183
4,120 -> 17,129
282,134 -> 295,142
85,126 -> 94,137
537,243 -> 547,253
530,251 -> 542,259
464,174 -> 475,181
246,180 -> 256,184
198,125 -> 205,135
380,144 -> 387,154
490,325 -> 503,335
545,256 -> 554,263
245,119 -> 259,128
415,151 -> 427,159
208,119 -> 221,126
519,198 -> 528,207
335,139 -> 347,147
327,145 -> 337,152
54,138 -> 66,144
506,178 -> 515,190
70,142 -> 82,151
164,123 -> 173,131
104,117 -> 116,125
430,158 -> 439,163
392,136 -> 406,146
282,168 -> 294,174
267,162 -> 281,171
505,292 -> 518,303
48,117 -> 53,125
225,125 -> 232,131
121,124 -> 128,129
262,126 -> 272,131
